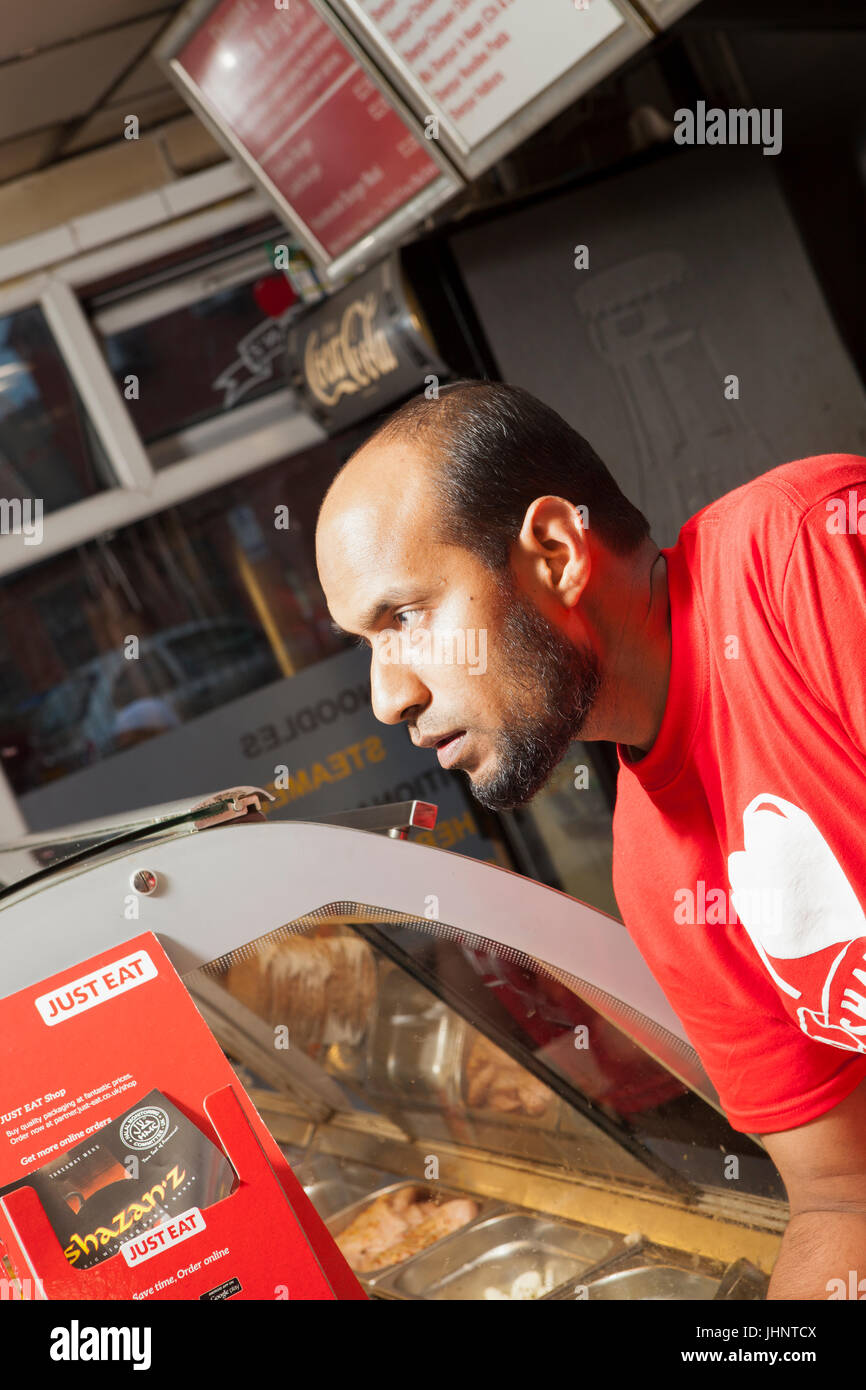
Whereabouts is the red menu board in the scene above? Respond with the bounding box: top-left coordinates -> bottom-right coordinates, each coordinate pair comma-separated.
173,0 -> 444,261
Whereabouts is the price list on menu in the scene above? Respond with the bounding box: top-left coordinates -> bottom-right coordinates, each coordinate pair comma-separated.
337,0 -> 630,152
174,0 -> 443,259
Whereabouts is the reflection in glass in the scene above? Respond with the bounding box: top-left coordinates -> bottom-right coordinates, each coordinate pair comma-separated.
98,279 -> 297,456
197,908 -> 785,1201
0,439 -> 352,795
0,305 -> 114,513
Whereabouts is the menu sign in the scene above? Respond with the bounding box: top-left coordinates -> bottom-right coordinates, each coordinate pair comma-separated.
158,0 -> 460,279
321,0 -> 650,176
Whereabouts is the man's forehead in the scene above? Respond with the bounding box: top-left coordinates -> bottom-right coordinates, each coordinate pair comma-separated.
320,436 -> 436,548
316,439 -> 442,625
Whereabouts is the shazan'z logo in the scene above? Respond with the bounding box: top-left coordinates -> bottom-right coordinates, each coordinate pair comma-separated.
304,294 -> 399,407
727,794 -> 866,1051
64,1163 -> 187,1265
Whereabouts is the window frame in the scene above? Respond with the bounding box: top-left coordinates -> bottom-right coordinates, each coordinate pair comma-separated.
0,201 -> 328,837
0,236 -> 325,579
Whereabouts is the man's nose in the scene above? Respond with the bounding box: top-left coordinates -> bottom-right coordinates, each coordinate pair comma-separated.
369,644 -> 429,726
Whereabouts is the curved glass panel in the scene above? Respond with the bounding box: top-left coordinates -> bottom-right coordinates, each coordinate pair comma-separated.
186,902 -> 784,1301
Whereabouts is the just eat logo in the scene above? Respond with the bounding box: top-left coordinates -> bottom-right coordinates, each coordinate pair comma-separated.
34,951 -> 158,1027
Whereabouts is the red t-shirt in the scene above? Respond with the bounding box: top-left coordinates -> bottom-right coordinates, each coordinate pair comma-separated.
612,454 -> 866,1135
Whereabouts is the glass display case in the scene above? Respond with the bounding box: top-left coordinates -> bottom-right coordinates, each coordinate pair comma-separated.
0,789 -> 786,1301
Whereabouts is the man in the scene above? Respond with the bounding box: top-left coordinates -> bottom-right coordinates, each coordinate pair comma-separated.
315,378 -> 866,1299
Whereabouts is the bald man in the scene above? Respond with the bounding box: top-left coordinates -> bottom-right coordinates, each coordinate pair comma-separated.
315,378 -> 866,1299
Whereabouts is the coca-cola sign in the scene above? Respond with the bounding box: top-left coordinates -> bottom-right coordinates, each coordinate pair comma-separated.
287,253 -> 447,431
303,293 -> 400,407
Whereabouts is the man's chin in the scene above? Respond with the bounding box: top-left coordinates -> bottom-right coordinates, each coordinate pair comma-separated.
464,757 -> 560,813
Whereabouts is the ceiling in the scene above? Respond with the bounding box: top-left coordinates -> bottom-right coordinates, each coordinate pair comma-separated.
0,0 -> 194,186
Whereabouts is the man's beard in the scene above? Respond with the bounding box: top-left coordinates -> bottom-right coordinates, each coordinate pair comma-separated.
468,583 -> 601,813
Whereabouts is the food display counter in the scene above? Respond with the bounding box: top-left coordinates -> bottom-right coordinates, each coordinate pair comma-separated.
0,788 -> 787,1301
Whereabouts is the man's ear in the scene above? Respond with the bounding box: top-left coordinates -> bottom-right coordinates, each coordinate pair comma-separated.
515,495 -> 590,605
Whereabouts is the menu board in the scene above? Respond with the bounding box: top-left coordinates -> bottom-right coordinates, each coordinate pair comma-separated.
158,0 -> 460,278
322,0 -> 649,175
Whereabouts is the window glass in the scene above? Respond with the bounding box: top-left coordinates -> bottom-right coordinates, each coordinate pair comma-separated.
97,278 -> 299,456
0,305 -> 114,514
111,651 -> 177,708
0,437 -> 353,796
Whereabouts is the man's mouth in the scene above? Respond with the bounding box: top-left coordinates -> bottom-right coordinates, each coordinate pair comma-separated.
433,731 -> 467,768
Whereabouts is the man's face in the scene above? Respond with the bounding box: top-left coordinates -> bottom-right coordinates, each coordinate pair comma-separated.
316,440 -> 600,811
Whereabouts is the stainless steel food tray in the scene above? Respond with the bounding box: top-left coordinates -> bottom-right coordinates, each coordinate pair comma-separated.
373,1210 -> 634,1300
296,1156 -> 399,1222
325,1180 -> 500,1282
549,1237 -> 730,1300
584,1266 -> 721,1299
296,1156 -> 397,1223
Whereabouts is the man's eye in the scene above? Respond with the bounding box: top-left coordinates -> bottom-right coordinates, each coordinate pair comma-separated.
396,610 -> 421,630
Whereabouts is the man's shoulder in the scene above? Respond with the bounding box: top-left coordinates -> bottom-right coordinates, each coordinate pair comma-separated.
664,454 -> 866,622
682,454 -> 866,539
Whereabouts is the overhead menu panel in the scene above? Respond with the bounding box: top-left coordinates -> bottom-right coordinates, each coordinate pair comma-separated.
156,0 -> 462,283
316,0 -> 652,178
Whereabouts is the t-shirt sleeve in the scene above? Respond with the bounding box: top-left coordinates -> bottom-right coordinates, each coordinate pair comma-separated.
653,940 -> 866,1137
779,488 -> 866,756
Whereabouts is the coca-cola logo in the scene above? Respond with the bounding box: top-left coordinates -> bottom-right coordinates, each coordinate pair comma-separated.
303,293 -> 399,407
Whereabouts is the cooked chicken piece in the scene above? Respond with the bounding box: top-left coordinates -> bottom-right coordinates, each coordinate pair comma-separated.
487,1086 -> 523,1113
388,1185 -> 420,1214
465,1034 -> 554,1115
362,1197 -> 479,1271
335,1192 -> 409,1271
466,1062 -> 498,1107
518,1081 -> 551,1116
336,1187 -> 481,1273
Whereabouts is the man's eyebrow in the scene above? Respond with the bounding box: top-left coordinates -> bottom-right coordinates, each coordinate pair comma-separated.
330,591 -> 407,640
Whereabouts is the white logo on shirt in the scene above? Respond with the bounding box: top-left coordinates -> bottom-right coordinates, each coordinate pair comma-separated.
727,794 -> 866,1051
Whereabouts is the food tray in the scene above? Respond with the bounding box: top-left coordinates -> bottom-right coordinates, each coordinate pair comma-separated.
298,1159 -> 398,1222
549,1238 -> 728,1300
583,1266 -> 720,1299
278,1143 -> 308,1170
374,1210 -> 630,1300
325,1180 -> 499,1281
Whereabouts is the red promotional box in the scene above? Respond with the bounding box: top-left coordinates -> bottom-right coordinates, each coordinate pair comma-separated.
0,932 -> 365,1301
